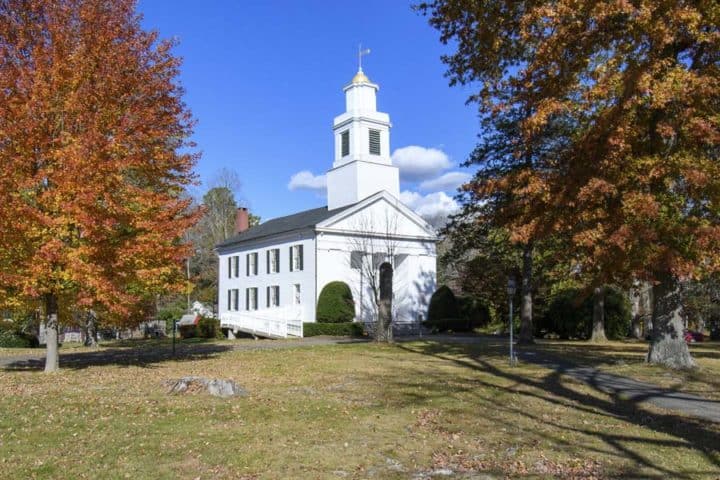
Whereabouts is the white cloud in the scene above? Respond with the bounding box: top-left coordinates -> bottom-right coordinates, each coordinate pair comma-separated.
419,171 -> 471,192
391,146 -> 452,182
287,170 -> 327,192
400,190 -> 460,229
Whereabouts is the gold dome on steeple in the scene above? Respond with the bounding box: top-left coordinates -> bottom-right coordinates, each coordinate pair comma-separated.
351,69 -> 370,84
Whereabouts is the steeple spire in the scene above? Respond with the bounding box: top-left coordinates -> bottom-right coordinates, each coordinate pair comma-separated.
357,44 -> 370,73
327,61 -> 399,210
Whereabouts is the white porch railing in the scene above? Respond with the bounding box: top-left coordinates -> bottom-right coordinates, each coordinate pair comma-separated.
221,305 -> 303,339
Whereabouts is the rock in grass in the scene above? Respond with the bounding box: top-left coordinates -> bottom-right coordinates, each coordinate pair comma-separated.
166,376 -> 247,398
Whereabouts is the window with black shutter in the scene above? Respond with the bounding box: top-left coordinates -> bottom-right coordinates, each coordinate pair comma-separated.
369,129 -> 381,155
233,256 -> 239,277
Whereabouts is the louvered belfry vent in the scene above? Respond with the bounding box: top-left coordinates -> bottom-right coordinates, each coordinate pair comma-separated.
369,129 -> 381,155
341,130 -> 350,157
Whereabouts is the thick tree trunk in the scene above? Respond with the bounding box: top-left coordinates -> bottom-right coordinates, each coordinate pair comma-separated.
631,315 -> 643,339
641,281 -> 653,339
83,310 -> 98,348
518,243 -> 534,344
590,286 -> 607,342
376,263 -> 394,343
647,275 -> 695,369
44,293 -> 59,373
629,286 -> 643,339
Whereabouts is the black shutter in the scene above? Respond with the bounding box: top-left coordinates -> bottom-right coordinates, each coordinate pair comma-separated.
289,246 -> 294,272
298,245 -> 304,271
228,257 -> 231,278
246,254 -> 249,276
266,251 -> 270,274
245,289 -> 249,310
227,290 -> 231,310
266,286 -> 270,307
253,253 -> 258,275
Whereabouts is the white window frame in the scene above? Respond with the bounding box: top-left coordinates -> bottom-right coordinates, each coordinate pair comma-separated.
289,244 -> 304,272
267,285 -> 280,307
293,284 -> 301,305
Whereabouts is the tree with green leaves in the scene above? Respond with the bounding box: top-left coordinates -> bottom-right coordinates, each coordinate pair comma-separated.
420,0 -> 719,368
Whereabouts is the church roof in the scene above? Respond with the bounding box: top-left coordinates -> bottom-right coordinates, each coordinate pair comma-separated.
216,203 -> 356,249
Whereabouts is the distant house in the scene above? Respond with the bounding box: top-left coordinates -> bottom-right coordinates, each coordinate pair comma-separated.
216,68 -> 437,338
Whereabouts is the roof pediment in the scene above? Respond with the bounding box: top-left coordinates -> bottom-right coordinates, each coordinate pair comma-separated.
316,191 -> 437,240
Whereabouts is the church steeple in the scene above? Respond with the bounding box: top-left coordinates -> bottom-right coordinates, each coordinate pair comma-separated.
327,63 -> 400,210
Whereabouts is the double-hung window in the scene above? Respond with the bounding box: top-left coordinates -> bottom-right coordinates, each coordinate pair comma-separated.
293,284 -> 301,305
246,252 -> 258,276
227,289 -> 239,311
266,285 -> 280,307
267,248 -> 280,274
289,244 -> 304,272
227,256 -> 240,278
245,287 -> 258,310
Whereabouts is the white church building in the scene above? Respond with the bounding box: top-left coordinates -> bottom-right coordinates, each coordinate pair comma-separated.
216,67 -> 437,338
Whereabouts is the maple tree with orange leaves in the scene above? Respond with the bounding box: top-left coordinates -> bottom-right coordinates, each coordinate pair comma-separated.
0,0 -> 200,371
421,0 -> 720,368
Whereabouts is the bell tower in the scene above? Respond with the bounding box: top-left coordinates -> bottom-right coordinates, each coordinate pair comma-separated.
326,67 -> 400,210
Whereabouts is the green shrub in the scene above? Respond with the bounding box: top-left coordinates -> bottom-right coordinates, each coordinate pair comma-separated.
178,317 -> 222,339
178,324 -> 197,339
426,286 -> 460,325
457,296 -> 491,328
0,321 -> 35,348
542,286 -> 631,340
303,322 -> 363,337
198,317 -> 223,339
316,281 -> 355,323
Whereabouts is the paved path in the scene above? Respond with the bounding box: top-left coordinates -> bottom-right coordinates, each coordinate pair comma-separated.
517,349 -> 720,423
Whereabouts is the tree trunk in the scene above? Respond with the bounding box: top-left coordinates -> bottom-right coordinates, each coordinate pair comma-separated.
641,281 -> 653,339
83,310 -> 98,348
44,293 -> 59,373
590,286 -> 607,342
518,243 -> 534,344
376,263 -> 394,343
647,275 -> 695,369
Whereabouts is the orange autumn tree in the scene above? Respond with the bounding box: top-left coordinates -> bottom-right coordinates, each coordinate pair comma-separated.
420,1 -> 720,368
0,0 -> 200,371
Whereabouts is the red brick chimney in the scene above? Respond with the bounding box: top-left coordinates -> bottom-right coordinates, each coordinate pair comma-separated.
235,207 -> 249,234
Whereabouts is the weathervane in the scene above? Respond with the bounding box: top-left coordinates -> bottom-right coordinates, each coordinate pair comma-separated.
358,44 -> 371,72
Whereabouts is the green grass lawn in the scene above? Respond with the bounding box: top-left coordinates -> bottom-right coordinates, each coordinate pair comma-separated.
0,337 -> 719,479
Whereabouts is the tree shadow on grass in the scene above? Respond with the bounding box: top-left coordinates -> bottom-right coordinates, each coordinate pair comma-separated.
392,339 -> 720,479
1,342 -> 234,371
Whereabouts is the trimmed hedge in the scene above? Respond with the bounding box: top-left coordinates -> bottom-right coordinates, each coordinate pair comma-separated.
316,281 -> 355,323
303,322 -> 363,337
541,286 -> 631,340
427,286 -> 459,323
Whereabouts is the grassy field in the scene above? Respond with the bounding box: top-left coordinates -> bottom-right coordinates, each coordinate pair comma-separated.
0,337 -> 719,479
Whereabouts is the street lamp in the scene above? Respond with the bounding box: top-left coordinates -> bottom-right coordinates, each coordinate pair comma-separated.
507,278 -> 517,366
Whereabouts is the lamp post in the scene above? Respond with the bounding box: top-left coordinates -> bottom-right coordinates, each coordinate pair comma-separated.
507,278 -> 517,366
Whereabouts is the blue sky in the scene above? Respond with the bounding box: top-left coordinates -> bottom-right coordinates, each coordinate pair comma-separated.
138,0 -> 480,224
